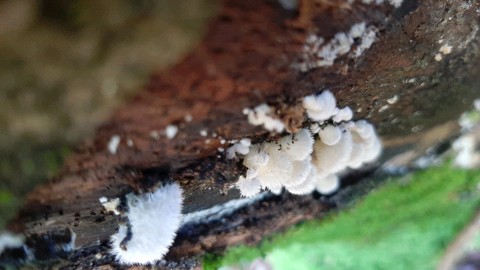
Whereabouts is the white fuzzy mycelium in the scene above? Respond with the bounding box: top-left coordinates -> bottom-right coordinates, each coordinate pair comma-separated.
234,90 -> 382,197
109,183 -> 183,265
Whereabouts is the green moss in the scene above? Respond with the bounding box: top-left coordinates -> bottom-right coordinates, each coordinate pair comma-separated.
207,165 -> 480,269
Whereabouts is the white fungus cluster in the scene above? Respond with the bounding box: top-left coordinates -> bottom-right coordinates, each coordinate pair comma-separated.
235,90 -> 382,197
297,22 -> 378,72
243,104 -> 285,132
108,183 -> 183,265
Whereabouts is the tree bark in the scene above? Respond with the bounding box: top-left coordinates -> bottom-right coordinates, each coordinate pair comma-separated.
3,0 -> 480,268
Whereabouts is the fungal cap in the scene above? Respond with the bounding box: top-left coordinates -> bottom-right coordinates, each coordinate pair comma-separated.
243,145 -> 269,168
255,149 -> 294,187
236,176 -> 262,197
303,91 -> 338,121
318,125 -> 342,146
278,129 -> 314,161
313,130 -> 353,176
285,165 -> 317,195
315,174 -> 340,195
353,120 -> 375,139
110,183 -> 183,265
333,107 -> 353,123
286,158 -> 313,186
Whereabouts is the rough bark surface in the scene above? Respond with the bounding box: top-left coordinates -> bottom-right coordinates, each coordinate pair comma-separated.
3,0 -> 480,269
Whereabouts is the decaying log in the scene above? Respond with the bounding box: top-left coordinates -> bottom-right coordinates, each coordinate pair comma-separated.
3,0 -> 480,268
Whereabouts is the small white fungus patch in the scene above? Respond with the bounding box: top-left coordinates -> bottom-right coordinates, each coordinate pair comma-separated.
439,44 -> 453,55
108,135 -> 121,155
245,104 -> 285,132
165,125 -> 178,139
297,22 -> 378,72
387,95 -> 399,104
110,183 -> 183,265
99,197 -> 121,215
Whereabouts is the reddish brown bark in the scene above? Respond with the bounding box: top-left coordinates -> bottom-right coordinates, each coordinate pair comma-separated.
4,0 -> 480,268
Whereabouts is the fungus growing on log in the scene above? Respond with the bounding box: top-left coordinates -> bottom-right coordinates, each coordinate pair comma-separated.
108,183 -> 183,265
234,90 -> 382,197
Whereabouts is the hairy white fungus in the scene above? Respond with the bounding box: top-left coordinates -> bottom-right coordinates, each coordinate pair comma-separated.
165,125 -> 178,139
110,183 -> 183,265
243,145 -> 269,168
277,129 -> 314,161
108,135 -> 121,154
234,90 -> 382,197
254,148 -> 294,188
